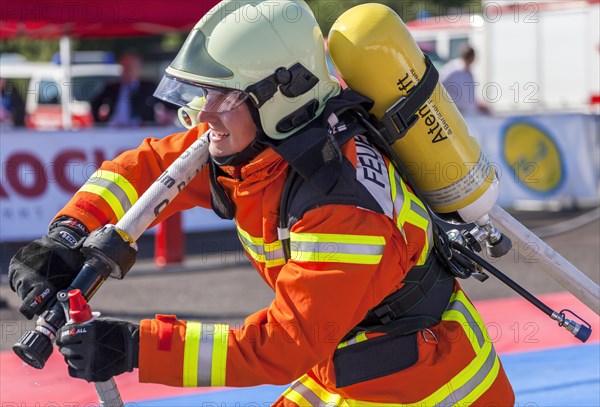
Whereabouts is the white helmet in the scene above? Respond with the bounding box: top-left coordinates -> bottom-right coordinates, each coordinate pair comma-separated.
154,0 -> 341,139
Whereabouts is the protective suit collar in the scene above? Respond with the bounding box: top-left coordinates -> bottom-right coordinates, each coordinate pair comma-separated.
259,89 -> 373,193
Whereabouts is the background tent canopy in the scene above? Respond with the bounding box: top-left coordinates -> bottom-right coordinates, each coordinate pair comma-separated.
0,0 -> 219,38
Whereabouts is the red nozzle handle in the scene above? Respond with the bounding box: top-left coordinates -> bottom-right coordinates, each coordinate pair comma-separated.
68,289 -> 93,323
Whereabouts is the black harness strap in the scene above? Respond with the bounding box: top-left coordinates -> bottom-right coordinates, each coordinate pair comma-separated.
262,89 -> 374,193
380,54 -> 439,144
277,115 -> 378,261
340,253 -> 454,342
374,257 -> 448,324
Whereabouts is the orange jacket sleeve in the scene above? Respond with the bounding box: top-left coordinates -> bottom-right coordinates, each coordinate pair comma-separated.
138,203 -> 421,387
55,124 -> 211,231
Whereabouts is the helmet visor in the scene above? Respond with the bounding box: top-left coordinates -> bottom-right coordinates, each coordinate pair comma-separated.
154,74 -> 249,113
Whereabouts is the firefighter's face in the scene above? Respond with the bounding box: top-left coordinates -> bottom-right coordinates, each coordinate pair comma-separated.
199,102 -> 257,159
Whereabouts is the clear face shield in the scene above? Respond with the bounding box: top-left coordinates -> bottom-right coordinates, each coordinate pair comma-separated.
153,74 -> 250,129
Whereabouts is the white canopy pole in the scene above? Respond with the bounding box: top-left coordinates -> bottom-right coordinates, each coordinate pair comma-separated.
59,35 -> 73,130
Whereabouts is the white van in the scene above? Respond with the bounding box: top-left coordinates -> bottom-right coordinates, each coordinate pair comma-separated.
407,0 -> 600,113
1,60 -> 121,130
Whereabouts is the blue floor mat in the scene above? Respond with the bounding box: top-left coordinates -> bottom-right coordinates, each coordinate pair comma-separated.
502,343 -> 600,407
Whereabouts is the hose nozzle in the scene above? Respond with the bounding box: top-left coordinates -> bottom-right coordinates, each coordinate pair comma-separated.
551,309 -> 592,342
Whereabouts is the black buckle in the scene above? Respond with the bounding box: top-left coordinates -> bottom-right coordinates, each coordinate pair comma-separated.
379,54 -> 439,144
374,304 -> 398,325
380,97 -> 420,143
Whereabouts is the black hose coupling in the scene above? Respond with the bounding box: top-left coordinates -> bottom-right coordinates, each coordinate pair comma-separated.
82,225 -> 138,279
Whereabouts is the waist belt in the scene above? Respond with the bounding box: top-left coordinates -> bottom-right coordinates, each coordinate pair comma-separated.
342,251 -> 455,341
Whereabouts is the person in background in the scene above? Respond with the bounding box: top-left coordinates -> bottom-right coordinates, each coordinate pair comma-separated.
91,53 -> 170,127
0,77 -> 25,127
440,44 -> 490,115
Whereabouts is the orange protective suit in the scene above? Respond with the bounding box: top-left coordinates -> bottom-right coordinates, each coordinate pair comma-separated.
56,123 -> 514,406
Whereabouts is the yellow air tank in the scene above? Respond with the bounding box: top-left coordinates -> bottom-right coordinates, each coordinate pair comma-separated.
328,3 -> 498,224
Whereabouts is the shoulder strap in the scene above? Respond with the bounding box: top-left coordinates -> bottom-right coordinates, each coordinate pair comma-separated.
278,135 -> 385,262
262,89 -> 374,195
286,157 -> 384,227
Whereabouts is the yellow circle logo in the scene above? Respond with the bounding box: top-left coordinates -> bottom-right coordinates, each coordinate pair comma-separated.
503,121 -> 564,193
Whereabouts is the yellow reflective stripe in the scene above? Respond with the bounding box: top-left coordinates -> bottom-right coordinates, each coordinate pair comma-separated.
210,324 -> 229,386
291,233 -> 385,245
186,323 -> 230,387
389,165 -> 407,241
406,191 -> 430,231
91,170 -> 138,205
264,257 -> 286,267
182,322 -> 230,387
290,367 -> 503,407
446,290 -> 489,348
291,251 -> 383,265
236,224 -> 263,246
409,192 -> 426,213
337,331 -> 368,349
79,184 -> 126,220
238,234 -> 262,261
397,180 -> 411,230
356,332 -> 368,343
389,163 -> 432,263
299,374 -> 347,406
465,354 -> 501,405
405,201 -> 430,266
394,179 -> 432,265
282,388 -> 314,407
290,232 -> 385,265
281,375 -> 335,406
241,248 -> 285,267
237,226 -> 285,267
79,170 -> 138,220
427,290 -> 498,406
388,163 -> 398,203
415,196 -> 434,261
182,321 -> 201,387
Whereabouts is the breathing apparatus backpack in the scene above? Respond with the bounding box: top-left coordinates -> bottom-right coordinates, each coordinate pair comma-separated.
311,3 -> 592,365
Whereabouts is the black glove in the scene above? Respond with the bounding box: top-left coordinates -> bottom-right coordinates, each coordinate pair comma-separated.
8,217 -> 89,319
56,318 -> 139,382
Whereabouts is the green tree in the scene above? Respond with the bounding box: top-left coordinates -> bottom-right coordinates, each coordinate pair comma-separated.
0,38 -> 59,62
306,0 -> 482,34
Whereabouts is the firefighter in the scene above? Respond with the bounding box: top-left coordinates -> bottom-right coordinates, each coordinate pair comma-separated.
9,1 -> 514,405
